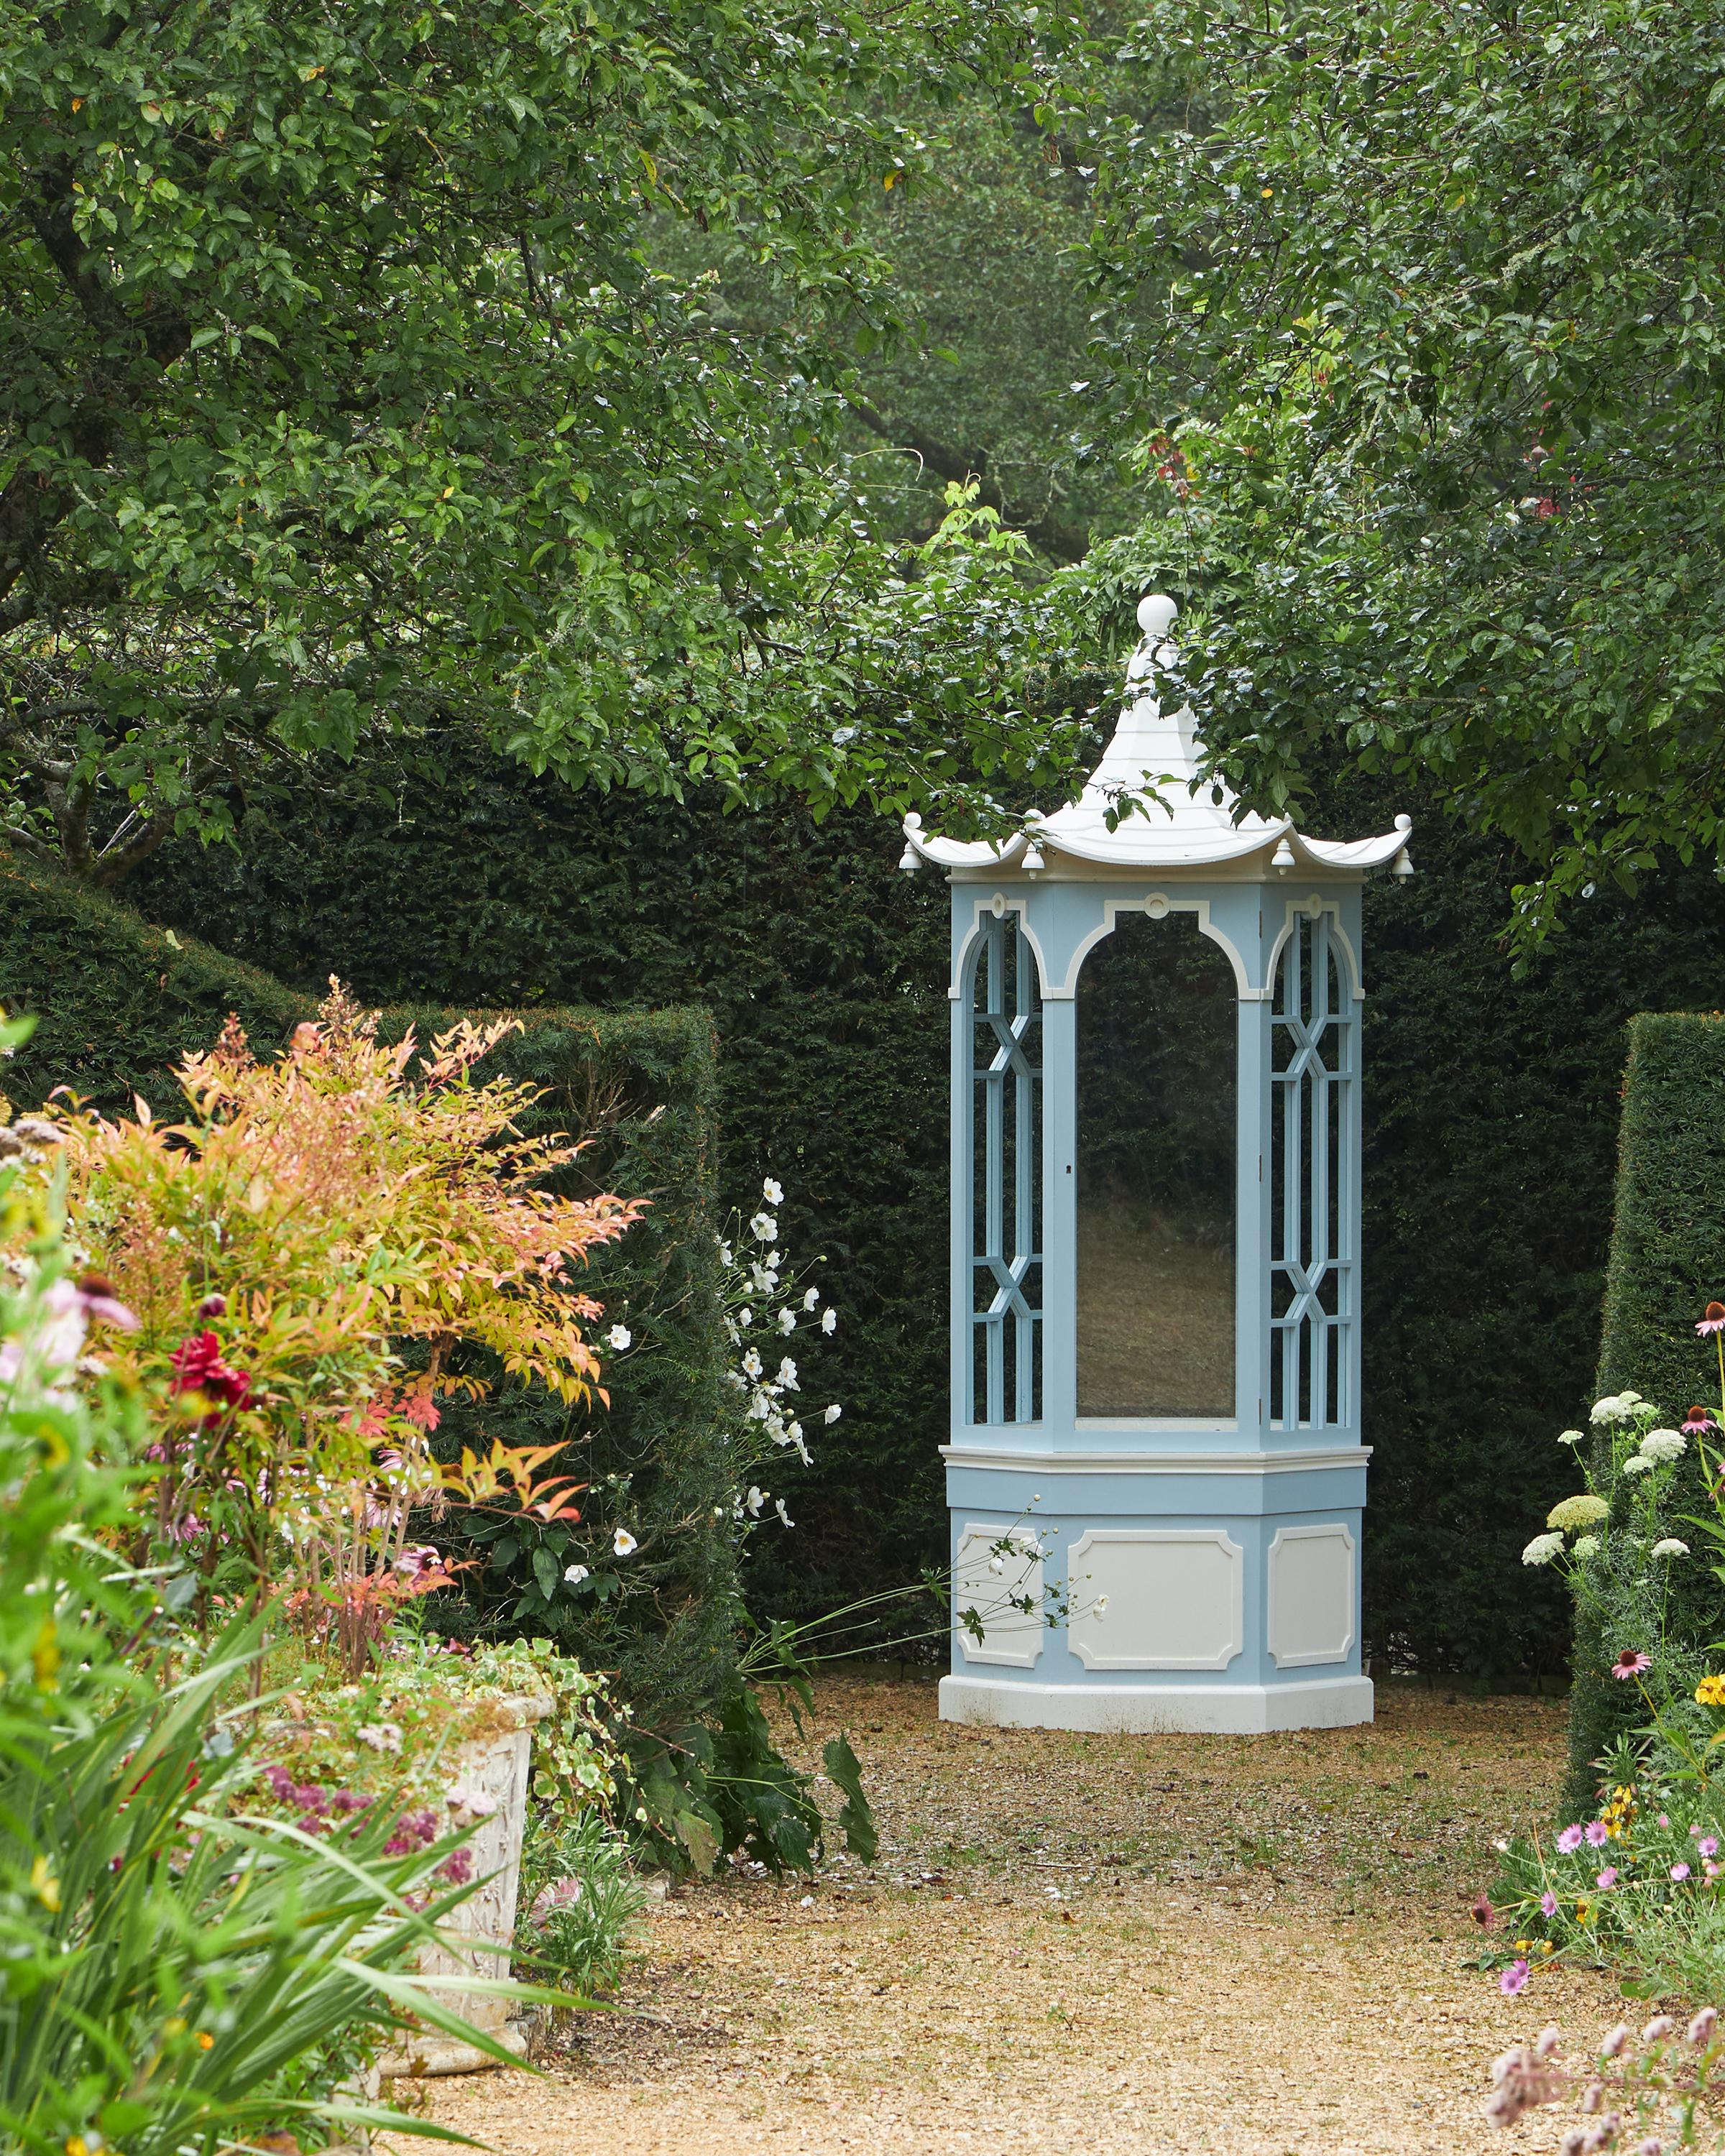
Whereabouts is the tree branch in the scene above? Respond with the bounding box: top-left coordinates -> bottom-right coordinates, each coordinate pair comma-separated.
844,395 -> 1090,565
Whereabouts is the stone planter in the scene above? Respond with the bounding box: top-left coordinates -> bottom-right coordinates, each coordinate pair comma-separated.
377,1692 -> 551,2079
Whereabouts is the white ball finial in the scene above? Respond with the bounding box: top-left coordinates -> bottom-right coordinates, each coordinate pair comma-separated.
1136,592 -> 1178,642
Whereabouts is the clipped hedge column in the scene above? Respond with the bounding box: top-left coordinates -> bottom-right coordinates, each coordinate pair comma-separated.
1565,1012 -> 1725,1812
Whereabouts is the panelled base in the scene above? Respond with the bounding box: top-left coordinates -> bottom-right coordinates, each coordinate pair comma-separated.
939,1672 -> 1374,1734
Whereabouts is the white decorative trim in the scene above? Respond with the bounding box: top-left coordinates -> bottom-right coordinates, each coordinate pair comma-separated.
1076,1414 -> 1238,1434
939,1672 -> 1374,1734
952,1524 -> 1044,1668
941,1444 -> 1371,1475
948,895 -> 1054,1003
1048,893 -> 1259,1001
1266,1523 -> 1357,1669
1264,898 -> 1364,1005
1067,1528 -> 1243,1671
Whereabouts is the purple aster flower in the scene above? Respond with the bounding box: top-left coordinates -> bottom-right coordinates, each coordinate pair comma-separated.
1586,1820 -> 1609,1847
1597,1868 -> 1619,1889
1540,1889 -> 1559,1917
1500,1958 -> 1530,1996
1701,1836 -> 1721,1858
1557,1823 -> 1585,1854
1672,1863 -> 1692,1882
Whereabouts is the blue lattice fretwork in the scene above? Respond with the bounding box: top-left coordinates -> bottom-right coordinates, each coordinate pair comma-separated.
1270,912 -> 1356,1429
966,912 -> 1042,1424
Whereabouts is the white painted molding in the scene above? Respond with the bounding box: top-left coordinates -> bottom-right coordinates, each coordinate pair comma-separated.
1067,1527 -> 1244,1671
947,895 -> 1053,1004
940,1444 -> 1371,1475
938,1672 -> 1374,1734
1048,893 -> 1261,1002
1264,896 -> 1364,1005
952,1523 -> 1044,1669
1266,1522 -> 1357,1669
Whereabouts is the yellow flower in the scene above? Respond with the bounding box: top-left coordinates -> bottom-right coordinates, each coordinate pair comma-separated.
65,2139 -> 90,2156
30,1855 -> 60,1912
1696,1674 -> 1725,1707
196,2032 -> 214,2051
32,1617 -> 60,1693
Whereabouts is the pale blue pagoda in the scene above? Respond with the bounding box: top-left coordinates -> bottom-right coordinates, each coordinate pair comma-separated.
899,596 -> 1413,1732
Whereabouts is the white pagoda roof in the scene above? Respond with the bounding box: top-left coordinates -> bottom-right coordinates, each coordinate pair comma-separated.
900,595 -> 1412,880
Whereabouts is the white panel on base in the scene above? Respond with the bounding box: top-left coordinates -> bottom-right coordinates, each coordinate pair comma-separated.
939,1673 -> 1374,1734
953,1523 -> 1044,1667
1266,1524 -> 1356,1669
1067,1528 -> 1243,1670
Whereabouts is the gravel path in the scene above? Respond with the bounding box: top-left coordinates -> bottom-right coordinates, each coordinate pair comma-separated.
405,1673 -> 1636,2155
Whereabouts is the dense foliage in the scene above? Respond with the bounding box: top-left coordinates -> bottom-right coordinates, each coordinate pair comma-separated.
1,0 -> 1095,881
1071,0 -> 1725,946
1564,1015 -> 1725,1807
0,857 -> 737,1720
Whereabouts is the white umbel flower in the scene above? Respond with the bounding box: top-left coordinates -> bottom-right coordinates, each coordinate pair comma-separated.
1557,1429 -> 1585,1446
1592,1393 -> 1642,1423
1622,1455 -> 1655,1478
1640,1429 -> 1687,1463
1522,1532 -> 1565,1567
1652,1538 -> 1690,1560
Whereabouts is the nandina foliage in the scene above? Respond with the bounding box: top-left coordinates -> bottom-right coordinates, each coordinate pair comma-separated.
20,986 -> 641,1632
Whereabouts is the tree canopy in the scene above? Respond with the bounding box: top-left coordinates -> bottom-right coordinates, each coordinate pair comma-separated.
1081,0 -> 1725,941
1,0 -> 1087,879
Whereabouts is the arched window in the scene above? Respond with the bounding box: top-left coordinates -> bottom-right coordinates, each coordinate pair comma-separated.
1075,911 -> 1237,1419
965,912 -> 1042,1424
1270,913 -> 1354,1428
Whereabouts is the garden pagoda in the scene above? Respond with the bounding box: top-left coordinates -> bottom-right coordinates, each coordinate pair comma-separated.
900,595 -> 1412,1731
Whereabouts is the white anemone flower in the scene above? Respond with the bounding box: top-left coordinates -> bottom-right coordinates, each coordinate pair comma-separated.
717,1242 -> 734,1268
1652,1538 -> 1690,1560
1522,1532 -> 1565,1567
612,1528 -> 638,1557
776,1356 -> 799,1390
741,1348 -> 763,1379
606,1323 -> 632,1352
763,1177 -> 784,1205
778,1307 -> 797,1335
750,1211 -> 778,1243
564,1563 -> 591,1586
803,1286 -> 821,1311
774,1497 -> 794,1527
822,1308 -> 837,1335
824,1404 -> 842,1425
